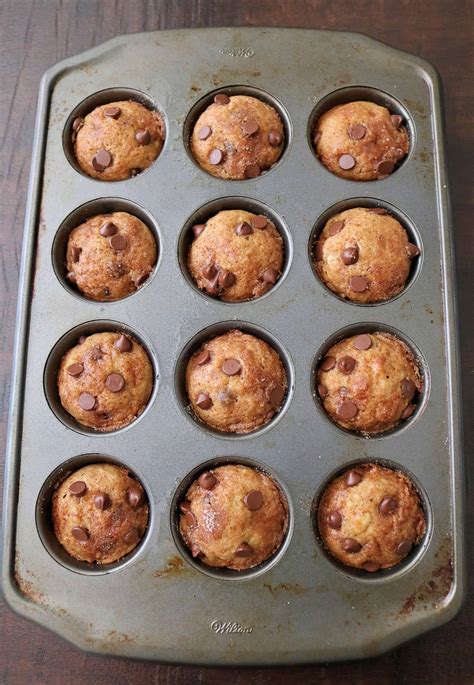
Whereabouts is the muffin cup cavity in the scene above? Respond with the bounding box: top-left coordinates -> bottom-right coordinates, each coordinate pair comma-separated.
183,85 -> 291,179
311,323 -> 430,439
307,86 -> 415,176
174,320 -> 294,440
36,454 -> 153,575
178,196 -> 293,303
52,197 -> 161,302
171,456 -> 293,581
63,87 -> 166,179
44,320 -> 158,436
311,458 -> 432,583
308,197 -> 422,306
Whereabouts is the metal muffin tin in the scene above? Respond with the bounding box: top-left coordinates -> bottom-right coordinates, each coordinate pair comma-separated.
2,28 -> 464,664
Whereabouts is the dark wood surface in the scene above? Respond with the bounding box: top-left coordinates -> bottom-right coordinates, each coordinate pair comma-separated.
1,1 -> 472,683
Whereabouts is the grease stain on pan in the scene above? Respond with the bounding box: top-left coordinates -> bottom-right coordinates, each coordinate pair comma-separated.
153,555 -> 190,578
263,582 -> 309,596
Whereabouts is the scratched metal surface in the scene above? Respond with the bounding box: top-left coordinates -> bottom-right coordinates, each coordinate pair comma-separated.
1,28 -> 464,664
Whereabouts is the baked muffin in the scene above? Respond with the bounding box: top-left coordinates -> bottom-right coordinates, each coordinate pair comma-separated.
185,329 -> 287,434
317,332 -> 422,434
73,100 -> 164,181
314,101 -> 409,180
179,464 -> 288,570
52,463 -> 148,564
188,209 -> 283,301
65,211 -> 157,301
57,331 -> 153,431
190,94 -> 284,180
314,207 -> 420,303
317,463 -> 426,572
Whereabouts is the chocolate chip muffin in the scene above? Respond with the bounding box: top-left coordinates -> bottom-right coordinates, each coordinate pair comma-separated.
314,101 -> 409,180
52,463 -> 148,564
65,211 -> 157,301
186,329 -> 287,434
188,209 -> 284,301
191,94 -> 284,180
314,207 -> 420,303
317,463 -> 426,572
73,100 -> 164,181
57,332 -> 153,431
317,332 -> 422,434
179,464 -> 288,570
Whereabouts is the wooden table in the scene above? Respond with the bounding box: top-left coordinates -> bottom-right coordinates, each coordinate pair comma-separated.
1,2 -> 472,682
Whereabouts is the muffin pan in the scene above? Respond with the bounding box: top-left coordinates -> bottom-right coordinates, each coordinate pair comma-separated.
2,28 -> 464,664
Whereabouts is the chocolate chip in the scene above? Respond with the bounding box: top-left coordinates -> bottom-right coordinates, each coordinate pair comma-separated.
338,401 -> 358,420
89,346 -> 103,361
406,242 -> 420,258
268,129 -> 282,146
235,543 -> 253,557
345,470 -> 363,487
391,114 -> 403,128
350,275 -> 368,292
314,131 -> 322,145
99,221 -> 118,237
123,528 -> 140,545
196,392 -> 213,410
327,510 -> 342,529
338,154 -> 355,170
341,247 -> 359,265
244,490 -> 263,511
135,129 -> 151,145
262,267 -> 278,284
396,540 -> 412,557
315,240 -> 324,261
368,207 -> 387,215
328,220 -> 344,236
242,118 -> 259,135
92,149 -> 112,171
202,262 -> 217,280
69,481 -> 87,497
342,538 -> 361,553
109,234 -> 127,251
401,403 -> 416,420
127,486 -> 144,508
67,271 -> 76,283
198,472 -> 217,490
67,363 -> 84,377
250,215 -> 267,229
218,270 -> 235,289
395,147 -> 406,160
195,349 -> 211,365
192,224 -> 206,238
179,501 -> 192,514
402,379 -> 417,402
320,356 -> 336,371
245,163 -> 261,178
115,334 -> 132,352
348,123 -> 366,140
222,358 -> 241,376
78,392 -> 96,411
235,221 -> 253,236
185,511 -> 197,527
198,125 -> 212,140
135,272 -> 149,287
214,93 -> 230,105
379,496 -> 398,515
105,373 -> 125,393
317,383 -> 328,399
338,356 -> 356,374
71,526 -> 89,542
269,384 -> 285,406
206,274 -> 220,296
104,106 -> 121,119
378,160 -> 395,175
363,561 -> 381,572
78,335 -> 87,344
72,116 -> 84,133
353,334 -> 372,351
94,492 -> 110,510
71,246 -> 81,262
209,148 -> 224,165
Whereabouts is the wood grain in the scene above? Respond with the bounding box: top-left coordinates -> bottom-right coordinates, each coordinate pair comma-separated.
0,1 -> 472,683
